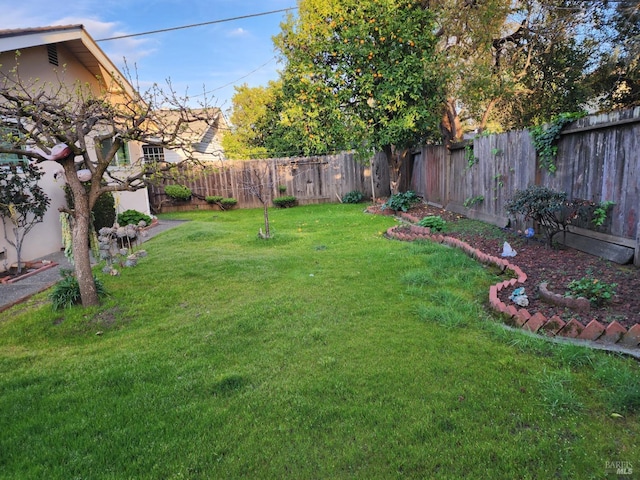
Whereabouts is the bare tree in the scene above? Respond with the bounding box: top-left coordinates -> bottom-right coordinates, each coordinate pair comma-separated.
241,162 -> 274,239
0,61 -> 221,307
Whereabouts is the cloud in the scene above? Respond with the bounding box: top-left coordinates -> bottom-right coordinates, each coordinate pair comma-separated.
227,27 -> 250,38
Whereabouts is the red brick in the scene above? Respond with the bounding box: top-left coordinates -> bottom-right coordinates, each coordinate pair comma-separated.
577,320 -> 606,341
558,318 -> 585,338
620,324 -> 640,347
489,285 -> 499,303
523,312 -> 547,333
599,321 -> 628,344
506,305 -> 518,318
514,309 -> 531,327
540,316 -> 566,336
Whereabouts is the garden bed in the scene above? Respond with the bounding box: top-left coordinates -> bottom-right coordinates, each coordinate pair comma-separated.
372,203 -> 640,330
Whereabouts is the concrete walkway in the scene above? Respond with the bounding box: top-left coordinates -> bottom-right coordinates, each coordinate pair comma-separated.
0,219 -> 185,314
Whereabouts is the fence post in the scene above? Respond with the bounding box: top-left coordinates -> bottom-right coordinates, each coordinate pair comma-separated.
633,222 -> 640,267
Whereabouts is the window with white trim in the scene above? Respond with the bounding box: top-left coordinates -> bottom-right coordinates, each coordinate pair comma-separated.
142,145 -> 165,163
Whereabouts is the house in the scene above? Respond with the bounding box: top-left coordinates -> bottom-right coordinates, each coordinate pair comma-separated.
0,25 -> 151,272
151,108 -> 228,164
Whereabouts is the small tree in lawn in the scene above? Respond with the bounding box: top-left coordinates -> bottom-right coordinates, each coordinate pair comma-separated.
0,58 -> 221,307
241,161 -> 274,239
0,162 -> 50,274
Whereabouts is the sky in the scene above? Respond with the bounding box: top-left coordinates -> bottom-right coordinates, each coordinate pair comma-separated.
1,0 -> 296,114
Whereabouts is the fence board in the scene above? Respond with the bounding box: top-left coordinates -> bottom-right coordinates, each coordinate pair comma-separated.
149,153 -> 390,212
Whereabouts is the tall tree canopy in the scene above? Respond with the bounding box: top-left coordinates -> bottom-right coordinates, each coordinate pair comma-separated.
273,0 -> 447,192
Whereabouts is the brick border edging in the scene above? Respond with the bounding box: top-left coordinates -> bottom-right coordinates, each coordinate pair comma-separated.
381,212 -> 640,351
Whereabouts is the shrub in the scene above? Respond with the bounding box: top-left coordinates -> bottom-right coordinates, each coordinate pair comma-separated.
342,190 -> 364,204
92,192 -> 116,231
49,269 -> 107,310
205,195 -> 224,204
566,276 -> 617,307
505,185 -> 568,247
382,191 -> 420,212
417,215 -> 446,232
278,185 -> 288,194
65,186 -> 115,231
117,209 -> 152,227
164,184 -> 192,200
273,195 -> 297,208
220,198 -> 238,209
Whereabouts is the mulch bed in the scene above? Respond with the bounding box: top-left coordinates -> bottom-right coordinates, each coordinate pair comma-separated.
373,203 -> 639,330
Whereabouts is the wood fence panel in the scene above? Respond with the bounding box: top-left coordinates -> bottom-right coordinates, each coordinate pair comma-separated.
150,153 -> 390,212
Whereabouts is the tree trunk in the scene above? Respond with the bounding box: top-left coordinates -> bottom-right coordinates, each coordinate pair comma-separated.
64,161 -> 100,307
263,201 -> 270,238
440,98 -> 463,145
383,145 -> 411,195
72,201 -> 100,307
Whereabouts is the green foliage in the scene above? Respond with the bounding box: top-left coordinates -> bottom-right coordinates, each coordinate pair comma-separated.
117,209 -> 152,227
417,215 -> 446,232
529,112 -> 586,173
272,0 -> 446,158
205,196 -> 237,210
464,143 -> 478,168
222,81 -> 281,159
341,190 -> 364,204
505,185 -> 568,247
164,184 -> 192,200
278,185 -> 288,194
49,269 -> 107,310
381,191 -> 420,212
220,198 -> 238,209
567,276 -> 617,307
272,195 -> 297,208
592,201 -> 615,227
0,162 -> 51,273
64,186 -> 116,232
92,192 -> 116,231
463,195 -> 484,208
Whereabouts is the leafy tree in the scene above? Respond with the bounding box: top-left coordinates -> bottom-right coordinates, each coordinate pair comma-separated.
592,0 -> 640,110
273,0 -> 447,193
0,162 -> 50,274
222,81 -> 282,159
432,0 -> 604,136
0,59 -> 220,307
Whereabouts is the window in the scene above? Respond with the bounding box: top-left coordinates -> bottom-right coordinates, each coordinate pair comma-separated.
142,145 -> 165,163
0,124 -> 24,165
101,138 -> 130,167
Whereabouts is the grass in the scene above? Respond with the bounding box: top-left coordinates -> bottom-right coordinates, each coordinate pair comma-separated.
0,203 -> 638,479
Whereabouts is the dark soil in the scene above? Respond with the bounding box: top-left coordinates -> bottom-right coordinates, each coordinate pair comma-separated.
387,203 -> 640,330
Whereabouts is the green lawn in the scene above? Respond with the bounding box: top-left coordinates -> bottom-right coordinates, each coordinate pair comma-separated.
0,203 -> 638,479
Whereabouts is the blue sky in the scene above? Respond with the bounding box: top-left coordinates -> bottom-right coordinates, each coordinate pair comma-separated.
1,0 -> 296,113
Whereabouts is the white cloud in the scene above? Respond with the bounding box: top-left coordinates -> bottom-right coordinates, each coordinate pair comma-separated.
227,27 -> 250,38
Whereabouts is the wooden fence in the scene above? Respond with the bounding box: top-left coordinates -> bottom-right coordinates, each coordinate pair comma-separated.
148,152 -> 390,212
412,106 -> 640,265
149,107 -> 639,264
